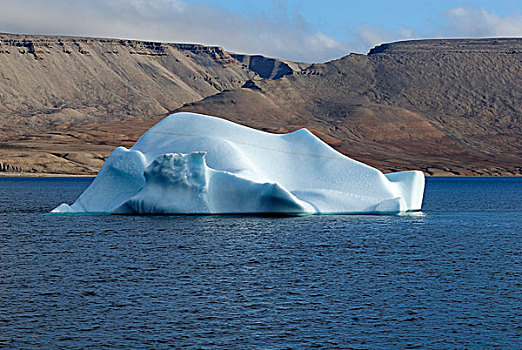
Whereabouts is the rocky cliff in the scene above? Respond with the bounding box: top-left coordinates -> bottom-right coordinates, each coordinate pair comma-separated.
0,33 -> 304,174
180,38 -> 522,176
0,34 -> 520,175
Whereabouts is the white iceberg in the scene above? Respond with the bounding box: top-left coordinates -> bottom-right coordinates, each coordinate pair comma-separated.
52,112 -> 424,215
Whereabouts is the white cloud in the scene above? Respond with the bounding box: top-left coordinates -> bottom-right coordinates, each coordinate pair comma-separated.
356,6 -> 522,53
0,2 -> 520,62
442,6 -> 522,37
355,25 -> 415,51
0,0 -> 348,62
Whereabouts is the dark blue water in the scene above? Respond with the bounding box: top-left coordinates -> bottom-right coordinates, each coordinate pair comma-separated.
0,177 -> 520,349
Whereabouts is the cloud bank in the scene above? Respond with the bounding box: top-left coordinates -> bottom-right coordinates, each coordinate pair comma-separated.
0,0 -> 348,62
443,6 -> 522,37
0,1 -> 520,62
354,6 -> 522,54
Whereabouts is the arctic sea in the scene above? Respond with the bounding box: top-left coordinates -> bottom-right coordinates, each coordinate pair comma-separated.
0,177 -> 520,349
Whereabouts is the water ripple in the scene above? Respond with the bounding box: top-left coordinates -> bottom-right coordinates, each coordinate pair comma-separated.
0,177 -> 520,348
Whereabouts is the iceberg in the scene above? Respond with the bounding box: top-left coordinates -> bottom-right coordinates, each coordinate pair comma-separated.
52,112 -> 424,215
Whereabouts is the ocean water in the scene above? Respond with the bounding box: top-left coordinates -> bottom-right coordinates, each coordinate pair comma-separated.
0,177 -> 520,349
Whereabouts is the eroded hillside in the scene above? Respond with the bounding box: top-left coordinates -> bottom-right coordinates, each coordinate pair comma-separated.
180,39 -> 522,175
0,33 -> 303,174
0,34 -> 520,175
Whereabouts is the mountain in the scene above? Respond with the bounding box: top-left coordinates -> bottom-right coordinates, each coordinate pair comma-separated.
0,33 -> 306,174
179,38 -> 522,176
0,33 -> 520,175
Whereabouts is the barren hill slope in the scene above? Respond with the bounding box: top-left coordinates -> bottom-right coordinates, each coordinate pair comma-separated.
180,39 -> 522,175
0,34 -> 520,176
0,33 -> 304,174
0,33 -> 305,135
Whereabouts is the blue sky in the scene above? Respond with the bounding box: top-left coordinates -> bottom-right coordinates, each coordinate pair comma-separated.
188,0 -> 520,38
1,0 -> 521,62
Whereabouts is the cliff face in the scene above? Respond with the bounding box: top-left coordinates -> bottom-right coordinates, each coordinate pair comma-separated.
0,34 -> 521,176
0,33 -> 302,137
0,33 -> 308,174
181,38 -> 522,176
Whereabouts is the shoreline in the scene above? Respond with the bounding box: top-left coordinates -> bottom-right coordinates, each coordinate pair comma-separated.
0,172 -> 96,178
0,172 -> 519,178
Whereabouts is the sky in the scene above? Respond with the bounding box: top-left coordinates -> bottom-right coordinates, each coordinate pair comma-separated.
0,0 -> 521,62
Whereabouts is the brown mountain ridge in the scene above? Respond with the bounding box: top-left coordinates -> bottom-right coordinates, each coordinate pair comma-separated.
0,33 -> 520,176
